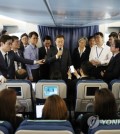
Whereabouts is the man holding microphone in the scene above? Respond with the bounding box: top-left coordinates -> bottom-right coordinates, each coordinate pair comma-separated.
46,35 -> 71,81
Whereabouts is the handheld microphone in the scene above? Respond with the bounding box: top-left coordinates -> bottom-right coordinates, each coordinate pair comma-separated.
59,48 -> 62,51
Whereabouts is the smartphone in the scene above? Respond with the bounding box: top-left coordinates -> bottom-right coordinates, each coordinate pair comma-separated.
70,65 -> 75,73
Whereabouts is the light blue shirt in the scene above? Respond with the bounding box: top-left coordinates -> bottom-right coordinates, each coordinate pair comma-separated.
24,44 -> 40,77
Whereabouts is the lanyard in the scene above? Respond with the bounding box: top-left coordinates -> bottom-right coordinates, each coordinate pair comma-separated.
96,47 -> 103,58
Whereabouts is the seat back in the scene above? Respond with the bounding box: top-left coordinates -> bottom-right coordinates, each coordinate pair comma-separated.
35,80 -> 67,102
0,79 -> 34,113
15,131 -> 73,134
35,80 -> 68,119
75,80 -> 108,113
95,130 -> 120,134
0,121 -> 13,134
110,79 -> 120,111
88,119 -> 120,134
15,120 -> 74,134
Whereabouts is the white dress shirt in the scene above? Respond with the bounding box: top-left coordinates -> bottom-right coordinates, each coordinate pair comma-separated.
89,43 -> 112,65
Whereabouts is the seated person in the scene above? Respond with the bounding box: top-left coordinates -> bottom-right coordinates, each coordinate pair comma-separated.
0,88 -> 23,132
68,61 -> 94,80
42,95 -> 68,120
15,68 -> 28,79
77,88 -> 119,134
67,62 -> 95,100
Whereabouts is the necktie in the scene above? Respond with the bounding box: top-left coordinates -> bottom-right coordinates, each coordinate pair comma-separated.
5,53 -> 8,67
59,48 -> 62,59
46,47 -> 49,53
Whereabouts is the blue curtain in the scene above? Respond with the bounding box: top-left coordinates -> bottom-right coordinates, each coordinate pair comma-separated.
38,25 -> 99,53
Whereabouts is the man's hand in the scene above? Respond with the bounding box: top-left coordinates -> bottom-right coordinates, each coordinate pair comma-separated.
36,59 -> 45,64
56,50 -> 63,58
76,69 -> 80,74
101,70 -> 105,77
90,60 -> 101,66
29,76 -> 33,81
0,75 -> 7,83
73,69 -> 80,79
94,60 -> 101,66
67,69 -> 72,79
73,69 -> 78,77
90,60 -> 96,65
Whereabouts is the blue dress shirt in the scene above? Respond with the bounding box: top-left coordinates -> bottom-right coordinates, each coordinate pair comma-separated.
24,44 -> 40,77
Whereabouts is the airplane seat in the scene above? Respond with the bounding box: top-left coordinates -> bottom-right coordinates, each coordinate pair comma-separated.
110,79 -> 120,111
94,130 -> 120,134
35,80 -> 67,104
0,121 -> 13,134
15,119 -> 75,134
88,118 -> 120,134
0,79 -> 34,116
86,103 -> 94,112
75,79 -> 108,116
35,80 -> 71,119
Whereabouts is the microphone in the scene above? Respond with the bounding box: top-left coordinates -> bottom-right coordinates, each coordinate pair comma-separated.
59,48 -> 62,51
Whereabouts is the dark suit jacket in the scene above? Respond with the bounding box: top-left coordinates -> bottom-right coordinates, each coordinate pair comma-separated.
19,42 -> 28,52
39,46 -> 50,79
46,46 -> 72,80
39,45 -> 54,59
103,53 -> 120,82
19,43 -> 25,52
0,51 -> 34,79
72,47 -> 90,69
14,50 -> 26,69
